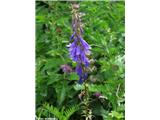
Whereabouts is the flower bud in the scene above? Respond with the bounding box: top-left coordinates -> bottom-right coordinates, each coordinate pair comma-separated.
72,4 -> 79,9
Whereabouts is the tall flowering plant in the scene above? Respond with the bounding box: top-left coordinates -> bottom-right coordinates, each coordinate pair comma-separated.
68,3 -> 93,120
68,3 -> 91,84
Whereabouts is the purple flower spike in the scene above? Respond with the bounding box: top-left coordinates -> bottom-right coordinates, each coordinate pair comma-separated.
68,4 -> 91,84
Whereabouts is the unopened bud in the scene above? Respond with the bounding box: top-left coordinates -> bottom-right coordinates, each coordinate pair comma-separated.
72,4 -> 79,9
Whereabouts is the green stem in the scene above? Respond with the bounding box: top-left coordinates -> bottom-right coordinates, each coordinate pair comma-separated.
83,81 -> 92,120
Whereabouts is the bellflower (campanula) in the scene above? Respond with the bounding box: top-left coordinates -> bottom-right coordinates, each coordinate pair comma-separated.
68,4 -> 91,84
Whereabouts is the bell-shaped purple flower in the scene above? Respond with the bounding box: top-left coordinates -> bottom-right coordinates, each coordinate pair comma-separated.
75,64 -> 82,76
76,45 -> 81,56
79,37 -> 91,50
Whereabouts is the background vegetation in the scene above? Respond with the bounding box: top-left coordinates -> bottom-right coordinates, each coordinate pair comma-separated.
36,1 -> 125,120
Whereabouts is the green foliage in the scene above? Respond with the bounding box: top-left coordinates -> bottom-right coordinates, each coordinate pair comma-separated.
68,72 -> 79,81
36,103 -> 79,120
108,111 -> 124,120
36,1 -> 125,120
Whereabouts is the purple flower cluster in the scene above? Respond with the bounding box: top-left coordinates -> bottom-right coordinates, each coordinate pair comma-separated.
69,36 -> 91,66
68,4 -> 91,84
61,64 -> 73,73
68,35 -> 91,84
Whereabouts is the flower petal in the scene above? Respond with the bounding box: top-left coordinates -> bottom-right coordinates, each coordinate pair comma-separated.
70,32 -> 75,40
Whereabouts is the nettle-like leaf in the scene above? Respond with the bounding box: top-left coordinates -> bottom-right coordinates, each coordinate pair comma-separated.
55,81 -> 68,106
47,73 -> 62,85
